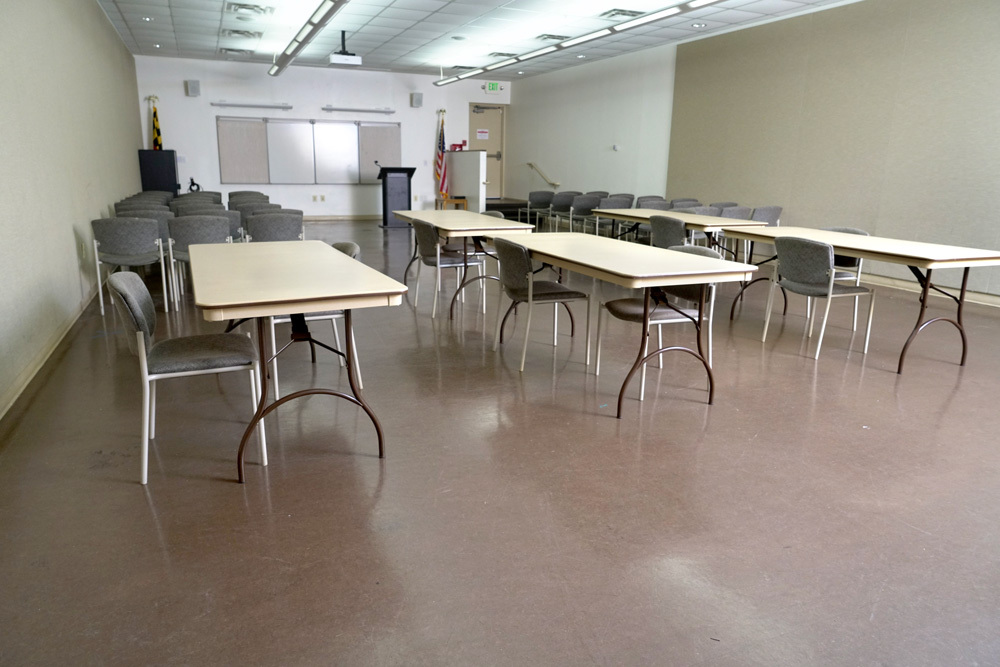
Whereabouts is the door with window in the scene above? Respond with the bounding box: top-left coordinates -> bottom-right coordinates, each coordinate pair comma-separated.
468,104 -> 505,198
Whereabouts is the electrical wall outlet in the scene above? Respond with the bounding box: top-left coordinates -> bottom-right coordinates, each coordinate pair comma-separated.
312,195 -> 317,202
320,195 -> 326,202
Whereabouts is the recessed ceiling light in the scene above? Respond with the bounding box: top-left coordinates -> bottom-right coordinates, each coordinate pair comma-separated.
451,35 -> 466,41
517,71 -> 524,75
142,16 -> 153,22
691,23 -> 707,28
154,44 -> 161,48
577,54 -> 586,59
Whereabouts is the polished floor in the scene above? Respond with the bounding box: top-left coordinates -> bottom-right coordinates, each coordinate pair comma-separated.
3,221 -> 1000,665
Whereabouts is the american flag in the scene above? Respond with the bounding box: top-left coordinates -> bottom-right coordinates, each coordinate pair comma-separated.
435,115 -> 449,197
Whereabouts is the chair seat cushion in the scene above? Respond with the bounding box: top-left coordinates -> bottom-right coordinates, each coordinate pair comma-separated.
507,280 -> 587,303
99,251 -> 161,266
147,333 -> 256,374
605,298 -> 697,323
779,278 -> 870,298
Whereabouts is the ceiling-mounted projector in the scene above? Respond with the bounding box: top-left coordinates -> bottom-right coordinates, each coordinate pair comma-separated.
329,30 -> 361,66
329,53 -> 362,66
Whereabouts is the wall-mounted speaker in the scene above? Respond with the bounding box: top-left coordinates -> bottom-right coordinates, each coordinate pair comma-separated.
410,92 -> 423,108
184,80 -> 201,97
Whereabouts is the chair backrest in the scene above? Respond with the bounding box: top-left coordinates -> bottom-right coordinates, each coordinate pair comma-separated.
599,196 -> 633,210
236,202 -> 281,224
176,191 -> 222,204
609,193 -> 635,207
246,213 -> 303,242
527,190 -> 555,207
175,201 -> 224,215
823,226 -> 869,268
751,206 -> 782,226
662,245 -> 723,303
180,208 -> 242,239
412,220 -> 442,259
671,198 -> 700,207
550,191 -> 577,212
92,217 -> 161,257
483,210 -> 505,218
585,190 -> 609,198
493,237 -> 532,296
720,205 -> 752,220
635,195 -> 666,208
677,206 -> 722,217
107,271 -> 156,355
168,216 -> 231,252
650,216 -> 687,249
570,194 -> 601,216
116,201 -> 169,214
709,201 -> 739,209
642,199 -> 673,211
115,208 -> 174,243
775,237 -> 834,289
332,241 -> 360,259
229,194 -> 270,209
274,208 -> 304,216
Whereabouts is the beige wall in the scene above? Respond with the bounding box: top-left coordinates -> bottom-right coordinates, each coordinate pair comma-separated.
0,2 -> 143,420
668,0 -> 1000,293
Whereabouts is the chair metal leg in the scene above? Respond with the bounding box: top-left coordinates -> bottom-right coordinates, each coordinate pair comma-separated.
762,276 -> 778,342
520,276 -> 534,372
863,291 -> 876,354
814,296 -> 834,360
141,378 -> 150,485
249,363 -> 267,466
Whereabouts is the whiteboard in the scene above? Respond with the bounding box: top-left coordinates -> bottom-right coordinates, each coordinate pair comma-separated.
315,122 -> 360,184
267,121 -> 315,184
217,116 -> 401,185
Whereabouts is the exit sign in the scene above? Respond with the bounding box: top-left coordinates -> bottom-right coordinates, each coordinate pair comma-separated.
484,81 -> 501,95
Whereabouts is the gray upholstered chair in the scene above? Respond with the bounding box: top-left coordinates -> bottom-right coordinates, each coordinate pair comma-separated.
245,212 -> 304,242
411,220 -> 485,318
268,242 -> 364,397
114,208 -> 174,249
562,194 -> 602,233
92,217 -> 170,315
822,226 -> 870,330
718,206 -> 753,259
166,216 -> 232,307
517,190 -> 555,229
762,236 -> 875,360
491,237 -> 590,372
181,208 -> 243,241
483,210 -> 504,218
169,194 -> 218,214
609,193 -> 635,207
674,205 -> 721,217
174,201 -> 225,218
710,201 -> 739,210
635,195 -> 667,208
670,198 -> 701,208
228,191 -> 268,205
236,202 -> 282,227
585,190 -> 609,198
107,271 -> 266,484
545,191 -> 579,232
650,215 -> 688,249
595,245 -> 721,401
591,195 -> 636,236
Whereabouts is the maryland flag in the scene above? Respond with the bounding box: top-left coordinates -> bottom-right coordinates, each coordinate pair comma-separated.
152,106 -> 163,150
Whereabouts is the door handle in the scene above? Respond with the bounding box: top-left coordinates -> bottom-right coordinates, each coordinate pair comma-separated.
487,151 -> 502,160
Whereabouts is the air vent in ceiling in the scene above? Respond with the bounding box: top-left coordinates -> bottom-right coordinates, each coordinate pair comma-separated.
489,52 -> 517,58
224,2 -> 274,21
219,48 -> 255,56
451,65 -> 477,71
221,29 -> 263,39
537,34 -> 570,41
600,9 -> 645,19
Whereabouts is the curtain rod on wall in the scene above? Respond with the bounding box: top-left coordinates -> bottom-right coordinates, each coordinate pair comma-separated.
321,106 -> 395,114
210,101 -> 293,110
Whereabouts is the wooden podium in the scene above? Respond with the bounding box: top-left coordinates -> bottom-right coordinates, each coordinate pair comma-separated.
377,167 -> 416,228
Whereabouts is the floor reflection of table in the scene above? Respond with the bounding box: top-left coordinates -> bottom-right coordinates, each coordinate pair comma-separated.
393,209 -> 534,318
490,233 -> 756,417
189,241 -> 407,482
719,226 -> 1000,373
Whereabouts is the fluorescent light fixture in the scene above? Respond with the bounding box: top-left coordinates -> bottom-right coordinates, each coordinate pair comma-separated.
518,45 -> 558,61
687,0 -> 722,7
485,58 -> 518,71
560,29 -> 611,48
269,0 -> 350,77
457,68 -> 485,79
613,6 -> 683,31
433,76 -> 460,86
322,105 -> 396,114
210,102 -> 293,110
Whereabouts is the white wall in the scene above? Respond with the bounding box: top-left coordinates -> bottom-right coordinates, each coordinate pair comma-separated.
134,57 -> 510,214
0,2 -> 143,421
505,44 -> 677,199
